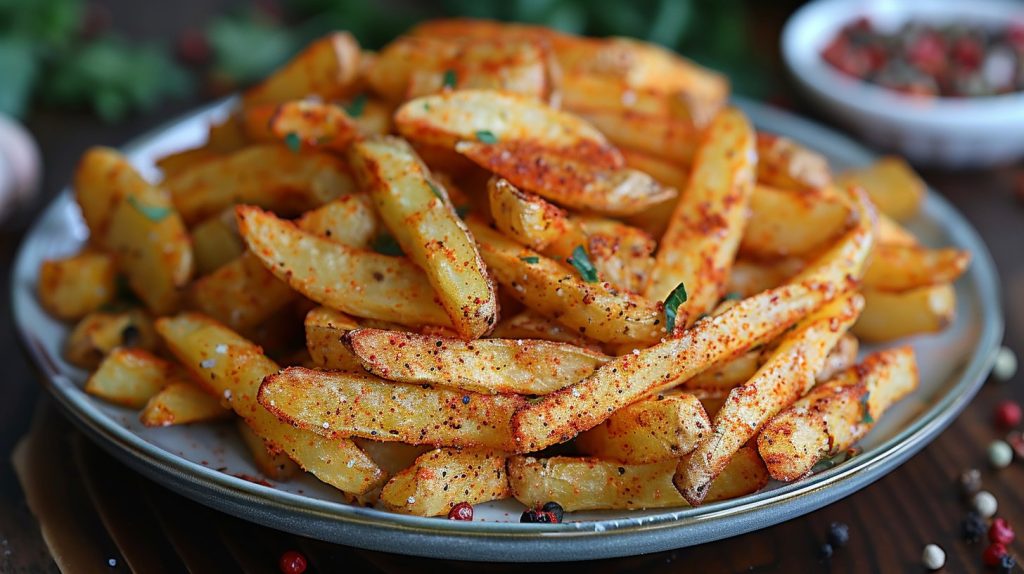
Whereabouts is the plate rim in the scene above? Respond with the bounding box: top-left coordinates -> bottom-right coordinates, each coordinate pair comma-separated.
11,96 -> 1004,562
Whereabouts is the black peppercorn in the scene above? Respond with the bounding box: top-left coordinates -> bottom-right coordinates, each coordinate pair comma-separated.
961,511 -> 987,543
818,543 -> 834,560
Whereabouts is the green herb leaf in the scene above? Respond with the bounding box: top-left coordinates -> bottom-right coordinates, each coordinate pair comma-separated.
723,291 -> 742,301
371,233 -> 404,256
454,205 -> 470,218
859,391 -> 874,424
664,281 -> 689,332
207,12 -> 295,84
343,93 -> 367,117
284,132 -> 301,152
475,130 -> 498,144
520,256 -> 540,264
568,245 -> 598,283
427,180 -> 444,200
442,69 -> 457,89
127,196 -> 171,222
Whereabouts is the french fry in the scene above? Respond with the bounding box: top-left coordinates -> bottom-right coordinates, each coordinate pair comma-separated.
185,252 -> 295,332
37,251 -> 117,321
726,257 -> 805,298
758,347 -> 918,481
578,111 -> 700,168
644,108 -> 757,326
560,73 -> 702,123
740,184 -> 851,259
190,215 -> 245,275
235,418 -> 300,481
379,448 -> 510,516
349,136 -> 497,338
166,145 -> 355,224
155,147 -> 219,178
156,313 -> 384,494
85,348 -> 173,408
815,332 -> 860,383
835,157 -> 924,221
241,100 -> 361,154
755,133 -> 831,193
346,328 -> 609,395
681,348 -> 762,393
853,284 -> 956,342
353,439 -> 431,478
863,244 -> 970,292
140,381 -> 232,427
74,147 -> 193,314
258,367 -> 523,451
575,392 -> 710,464
511,279 -> 841,452
296,194 -> 380,249
507,446 -> 766,512
467,219 -> 665,345
489,309 -> 600,349
791,185 -> 877,287
675,293 -> 863,504
65,309 -> 159,369
877,213 -> 919,246
242,32 -> 362,108
577,217 -> 657,294
487,177 -> 575,252
236,206 -> 453,329
304,306 -> 364,371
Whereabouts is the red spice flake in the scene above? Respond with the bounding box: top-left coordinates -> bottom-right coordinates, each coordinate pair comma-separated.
994,400 -> 1022,430
989,518 -> 1015,545
278,550 -> 307,574
983,542 -> 1008,567
447,501 -> 474,521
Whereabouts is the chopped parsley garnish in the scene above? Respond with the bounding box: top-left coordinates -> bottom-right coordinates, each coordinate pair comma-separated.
475,130 -> 498,144
427,180 -> 444,200
520,256 -> 540,264
126,196 -> 171,222
454,204 -> 470,218
442,69 -> 457,89
371,233 -> 404,256
859,392 -> 874,424
664,282 -> 689,332
723,291 -> 743,301
568,245 -> 598,283
343,93 -> 367,117
284,132 -> 301,153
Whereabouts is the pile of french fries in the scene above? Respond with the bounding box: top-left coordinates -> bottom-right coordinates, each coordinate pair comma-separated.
38,19 -> 971,517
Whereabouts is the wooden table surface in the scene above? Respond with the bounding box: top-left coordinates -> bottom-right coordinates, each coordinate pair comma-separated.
1,2 -> 1023,572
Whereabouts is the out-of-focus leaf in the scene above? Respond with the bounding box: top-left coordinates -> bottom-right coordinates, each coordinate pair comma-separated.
0,38 -> 38,117
0,0 -> 83,50
207,12 -> 296,83
647,0 -> 691,47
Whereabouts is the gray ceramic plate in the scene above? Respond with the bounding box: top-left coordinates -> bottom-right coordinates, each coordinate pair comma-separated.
11,97 -> 1003,562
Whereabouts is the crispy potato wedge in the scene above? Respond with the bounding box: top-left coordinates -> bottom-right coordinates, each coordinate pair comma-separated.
815,332 -> 860,383
379,448 -> 510,516
156,313 -> 384,494
577,216 -> 656,294
489,309 -> 600,349
258,367 -> 523,451
741,184 -> 852,259
645,108 -> 757,324
296,194 -> 380,249
185,252 -> 295,332
242,100 -> 361,153
235,418 -> 300,481
758,347 -> 918,481
835,157 -> 924,221
507,446 -> 766,512
166,145 -> 355,224
349,137 -> 497,338
352,439 -> 431,478
468,220 -> 665,345
877,213 -> 919,246
863,244 -> 970,292
37,250 -> 117,321
681,348 -> 762,392
755,133 -> 832,193
346,328 -> 609,395
675,293 -> 863,504
579,111 -> 700,167
236,206 -> 452,329
395,90 -> 622,168
242,32 -> 362,107
791,186 -> 876,287
488,177 -> 574,252
511,279 -> 841,452
304,306 -> 364,371
190,215 -> 245,275
74,147 -> 193,314
560,73 -> 701,123
726,257 -> 804,298
85,348 -> 172,408
140,380 -> 232,427
65,309 -> 159,369
155,147 -> 220,178
575,393 -> 710,464
853,284 -> 956,342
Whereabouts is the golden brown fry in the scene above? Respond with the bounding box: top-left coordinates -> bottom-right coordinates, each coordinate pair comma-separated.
190,215 -> 245,275
755,132 -> 832,193
235,418 -> 300,481
489,309 -> 600,349
185,252 -> 295,332
346,328 -> 609,395
877,213 -> 919,246
379,448 -> 509,516
575,393 -> 710,464
140,381 -> 232,427
681,348 -> 762,392
791,185 -> 877,287
304,306 -> 364,371
37,250 -> 117,321
258,367 -> 523,450
295,194 -> 380,249
815,333 -> 860,383
835,157 -> 924,221
243,32 -> 362,107
578,111 -> 700,168
853,285 -> 956,342
487,177 -> 573,252
85,348 -> 172,408
758,347 -> 918,481
741,184 -> 851,259
242,100 -> 361,153
64,309 -> 158,369
577,216 -> 656,294
726,257 -> 805,298
863,244 -> 970,292
155,147 -> 219,179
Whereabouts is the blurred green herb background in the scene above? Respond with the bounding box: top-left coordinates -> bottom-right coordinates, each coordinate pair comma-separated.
0,0 -> 773,122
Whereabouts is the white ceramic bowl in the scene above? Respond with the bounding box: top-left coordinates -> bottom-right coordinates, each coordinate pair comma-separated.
782,0 -> 1024,168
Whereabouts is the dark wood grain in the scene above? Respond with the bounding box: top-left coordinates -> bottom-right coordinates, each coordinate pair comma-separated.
1,2 -> 1022,572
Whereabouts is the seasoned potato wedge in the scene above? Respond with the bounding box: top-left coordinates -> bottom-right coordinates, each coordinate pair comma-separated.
863,244 -> 970,292
156,313 -> 384,494
38,250 -> 117,321
575,393 -> 710,464
681,348 -> 762,392
488,309 -> 599,349
758,347 -> 918,481
579,111 -> 699,167
577,217 -> 656,294
726,257 -> 804,298
235,418 -> 300,481
185,252 -> 294,332
792,186 -> 876,287
488,177 -> 574,252
296,194 -> 380,249
468,220 -> 665,345
166,145 -> 355,224
675,293 -> 863,504
190,215 -> 245,275
507,447 -> 766,512
379,448 -> 510,516
155,147 -> 219,178
877,213 -> 919,246
835,157 -> 924,221
645,107 -> 757,325
741,184 -> 851,259
853,284 -> 956,342
74,147 -> 193,314
815,332 -> 860,384
755,133 -> 832,193
349,137 -> 497,338
242,32 -> 362,107
304,306 -> 364,371
65,309 -> 159,369
140,380 -> 232,427
346,328 -> 609,395
236,206 -> 452,329
258,367 -> 523,451
242,100 -> 361,153
85,348 -> 173,408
